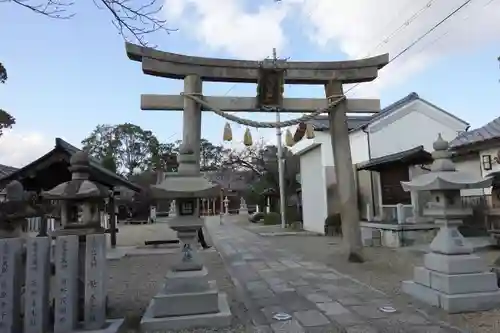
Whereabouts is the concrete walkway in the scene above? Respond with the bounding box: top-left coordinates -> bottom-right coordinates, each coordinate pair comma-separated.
205,217 -> 465,333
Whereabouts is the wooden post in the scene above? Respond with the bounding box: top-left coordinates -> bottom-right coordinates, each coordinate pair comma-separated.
325,81 -> 364,262
108,190 -> 117,248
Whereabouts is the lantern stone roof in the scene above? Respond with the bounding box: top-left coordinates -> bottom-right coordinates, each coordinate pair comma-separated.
42,150 -> 109,200
0,180 -> 38,224
401,134 -> 492,192
151,146 -> 220,199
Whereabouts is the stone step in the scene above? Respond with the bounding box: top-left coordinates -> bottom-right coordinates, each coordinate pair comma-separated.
424,252 -> 487,274
141,293 -> 232,332
413,266 -> 498,294
402,280 -> 500,313
152,284 -> 220,317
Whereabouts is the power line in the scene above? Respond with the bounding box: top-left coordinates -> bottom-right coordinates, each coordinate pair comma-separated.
407,0 -> 497,60
389,0 -> 475,65
223,0 -> 438,98
345,0 -> 476,95
364,0 -> 435,57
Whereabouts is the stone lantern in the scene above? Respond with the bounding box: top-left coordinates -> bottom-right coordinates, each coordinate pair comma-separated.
0,180 -> 38,238
41,150 -> 109,234
401,134 -> 500,313
141,144 -> 231,331
41,151 -> 110,328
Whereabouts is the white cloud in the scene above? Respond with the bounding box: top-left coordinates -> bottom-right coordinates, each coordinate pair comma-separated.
163,0 -> 500,96
163,0 -> 289,59
295,0 -> 500,97
0,130 -> 53,168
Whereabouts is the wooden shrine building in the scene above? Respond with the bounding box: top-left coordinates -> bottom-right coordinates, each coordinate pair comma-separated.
0,138 -> 141,194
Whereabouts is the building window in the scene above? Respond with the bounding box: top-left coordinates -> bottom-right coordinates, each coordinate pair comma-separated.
482,155 -> 493,171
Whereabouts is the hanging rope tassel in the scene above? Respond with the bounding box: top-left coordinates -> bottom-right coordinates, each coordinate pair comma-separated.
243,128 -> 253,146
285,128 -> 295,147
306,123 -> 315,139
223,122 -> 233,141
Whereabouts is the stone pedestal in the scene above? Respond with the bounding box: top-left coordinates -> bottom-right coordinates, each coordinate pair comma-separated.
140,218 -> 231,332
402,224 -> 500,313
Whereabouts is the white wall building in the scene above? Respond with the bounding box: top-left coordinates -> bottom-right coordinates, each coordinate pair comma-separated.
292,92 -> 469,234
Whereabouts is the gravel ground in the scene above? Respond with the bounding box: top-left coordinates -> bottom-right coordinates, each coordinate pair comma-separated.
269,234 -> 500,333
106,229 -> 251,333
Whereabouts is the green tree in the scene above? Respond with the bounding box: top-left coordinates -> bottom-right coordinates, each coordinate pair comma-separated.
225,141 -> 300,208
82,123 -> 162,176
169,138 -> 227,171
0,62 -> 15,138
200,138 -> 228,171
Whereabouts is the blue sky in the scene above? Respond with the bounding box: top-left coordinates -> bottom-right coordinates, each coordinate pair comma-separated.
1,0 -> 499,166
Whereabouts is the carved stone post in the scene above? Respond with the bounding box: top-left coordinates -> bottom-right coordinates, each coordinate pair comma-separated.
325,81 -> 363,262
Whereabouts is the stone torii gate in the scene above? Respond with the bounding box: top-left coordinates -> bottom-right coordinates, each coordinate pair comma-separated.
125,42 -> 388,262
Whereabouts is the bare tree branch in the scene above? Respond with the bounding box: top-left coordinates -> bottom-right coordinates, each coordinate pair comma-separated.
2,0 -> 177,46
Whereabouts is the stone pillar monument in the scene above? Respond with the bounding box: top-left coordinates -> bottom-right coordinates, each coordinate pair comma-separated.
142,144 -> 231,331
401,135 -> 500,313
168,200 -> 177,218
0,181 -> 38,333
239,197 -> 248,216
223,196 -> 229,215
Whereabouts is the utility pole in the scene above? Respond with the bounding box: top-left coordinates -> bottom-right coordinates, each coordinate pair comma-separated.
272,48 -> 287,229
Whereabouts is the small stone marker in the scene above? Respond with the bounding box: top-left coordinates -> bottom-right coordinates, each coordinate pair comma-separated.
54,235 -> 79,333
84,234 -> 107,330
0,238 -> 22,333
24,237 -> 51,333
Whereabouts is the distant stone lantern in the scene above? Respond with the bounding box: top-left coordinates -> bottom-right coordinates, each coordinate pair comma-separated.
41,150 -> 109,234
401,134 -> 500,313
0,180 -> 38,238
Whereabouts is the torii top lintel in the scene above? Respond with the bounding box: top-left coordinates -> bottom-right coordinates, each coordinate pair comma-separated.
125,43 -> 389,85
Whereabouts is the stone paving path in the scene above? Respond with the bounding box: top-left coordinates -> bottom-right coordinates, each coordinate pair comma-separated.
205,217 -> 466,333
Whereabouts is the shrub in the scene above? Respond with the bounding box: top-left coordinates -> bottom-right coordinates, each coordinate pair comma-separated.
263,212 -> 281,225
324,213 -> 342,236
249,212 -> 265,223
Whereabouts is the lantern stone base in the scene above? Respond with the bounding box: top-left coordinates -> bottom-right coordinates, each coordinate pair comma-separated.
70,319 -> 124,333
402,252 -> 500,313
140,266 -> 231,331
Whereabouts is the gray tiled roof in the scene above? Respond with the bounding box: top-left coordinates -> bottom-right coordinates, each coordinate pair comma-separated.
450,116 -> 500,148
357,145 -> 432,171
0,164 -> 17,178
204,170 -> 254,191
308,115 -> 373,131
307,92 -> 468,132
0,138 -> 141,192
